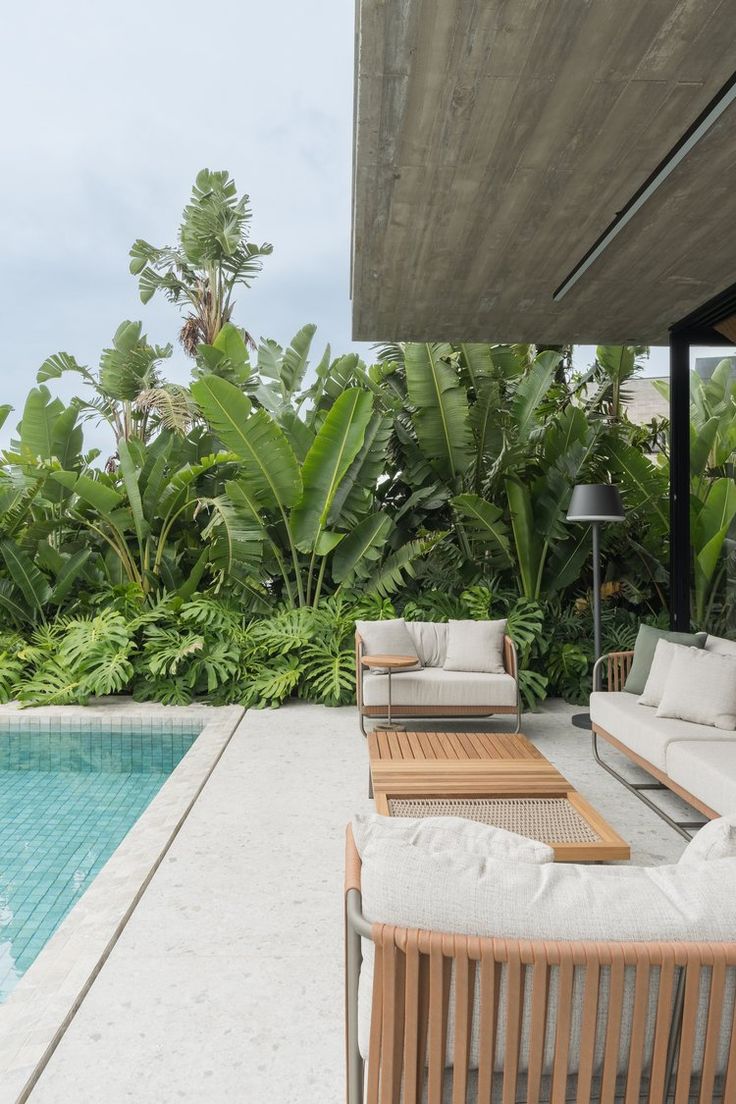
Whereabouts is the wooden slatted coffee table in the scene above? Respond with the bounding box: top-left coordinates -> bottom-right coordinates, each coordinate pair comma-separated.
368,730 -> 629,862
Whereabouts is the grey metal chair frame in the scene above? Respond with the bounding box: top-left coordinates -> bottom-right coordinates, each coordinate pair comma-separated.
591,652 -> 708,841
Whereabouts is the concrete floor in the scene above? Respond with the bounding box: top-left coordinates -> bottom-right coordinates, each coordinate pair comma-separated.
26,702 -> 689,1103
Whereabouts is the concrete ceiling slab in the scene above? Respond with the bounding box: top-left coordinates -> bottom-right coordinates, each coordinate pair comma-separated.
351,0 -> 736,343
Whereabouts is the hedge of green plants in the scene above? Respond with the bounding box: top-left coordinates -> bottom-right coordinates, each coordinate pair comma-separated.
1,170 -> 733,708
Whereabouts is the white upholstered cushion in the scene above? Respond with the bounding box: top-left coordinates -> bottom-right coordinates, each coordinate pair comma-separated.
352,812 -> 554,865
657,646 -> 736,730
666,741 -> 736,816
362,668 -> 517,708
355,618 -> 419,662
679,814 -> 736,865
705,634 -> 736,657
590,691 -> 736,772
638,639 -> 691,707
358,840 -> 736,1065
443,619 -> 506,674
405,621 -> 448,667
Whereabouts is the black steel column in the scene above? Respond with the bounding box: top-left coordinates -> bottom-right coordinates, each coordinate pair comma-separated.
669,330 -> 691,629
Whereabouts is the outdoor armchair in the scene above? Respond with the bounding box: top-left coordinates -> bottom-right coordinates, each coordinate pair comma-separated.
345,825 -> 736,1104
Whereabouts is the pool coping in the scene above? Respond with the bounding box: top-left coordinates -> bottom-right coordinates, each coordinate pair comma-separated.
0,699 -> 245,1103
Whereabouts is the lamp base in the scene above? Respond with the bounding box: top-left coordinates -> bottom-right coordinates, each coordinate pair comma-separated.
571,712 -> 592,731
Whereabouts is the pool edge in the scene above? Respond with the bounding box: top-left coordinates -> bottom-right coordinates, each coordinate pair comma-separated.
0,701 -> 245,1104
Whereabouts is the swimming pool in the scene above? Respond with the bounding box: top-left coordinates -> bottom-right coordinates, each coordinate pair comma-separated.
0,722 -> 201,1002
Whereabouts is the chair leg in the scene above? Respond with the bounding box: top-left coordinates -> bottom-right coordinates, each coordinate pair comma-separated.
591,730 -> 704,840
359,711 -> 369,738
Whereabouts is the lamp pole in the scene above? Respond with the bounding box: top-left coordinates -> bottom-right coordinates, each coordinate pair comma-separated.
566,484 -> 626,730
592,520 -> 601,660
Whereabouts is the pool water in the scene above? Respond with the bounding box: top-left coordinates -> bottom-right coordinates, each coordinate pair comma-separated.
0,724 -> 200,1002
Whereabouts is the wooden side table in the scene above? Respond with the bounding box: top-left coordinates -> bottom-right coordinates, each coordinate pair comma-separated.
360,654 -> 417,731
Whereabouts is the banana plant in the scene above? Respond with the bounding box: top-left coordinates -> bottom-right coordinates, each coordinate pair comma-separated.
191,375 -> 427,607
130,169 -> 273,356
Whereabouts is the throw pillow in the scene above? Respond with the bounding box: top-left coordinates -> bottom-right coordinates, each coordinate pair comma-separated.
443,619 -> 506,674
352,812 -> 554,864
679,815 -> 736,865
656,647 -> 736,730
355,618 -> 420,670
704,634 -> 736,658
639,639 -> 692,708
624,623 -> 707,695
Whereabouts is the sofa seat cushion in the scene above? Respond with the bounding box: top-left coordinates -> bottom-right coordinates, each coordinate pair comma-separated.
705,634 -> 736,657
362,668 -> 517,708
667,742 -> 736,816
358,839 -> 736,1066
590,691 -> 736,773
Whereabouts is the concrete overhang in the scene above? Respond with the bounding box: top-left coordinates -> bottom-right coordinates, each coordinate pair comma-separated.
351,0 -> 736,344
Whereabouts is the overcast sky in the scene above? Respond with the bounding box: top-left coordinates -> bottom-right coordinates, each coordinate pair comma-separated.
0,1 -> 730,452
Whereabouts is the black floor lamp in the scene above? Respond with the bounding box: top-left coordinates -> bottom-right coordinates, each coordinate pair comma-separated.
566,484 -> 626,730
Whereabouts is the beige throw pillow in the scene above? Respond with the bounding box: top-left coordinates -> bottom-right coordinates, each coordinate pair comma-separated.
355,618 -> 420,672
443,619 -> 506,674
656,647 -> 736,730
679,815 -> 736,865
352,812 -> 554,865
638,639 -> 692,707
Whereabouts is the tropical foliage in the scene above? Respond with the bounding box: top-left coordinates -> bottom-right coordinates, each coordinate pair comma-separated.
0,170 -> 732,709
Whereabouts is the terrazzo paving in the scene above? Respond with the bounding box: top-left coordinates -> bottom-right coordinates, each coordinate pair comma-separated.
25,702 -> 688,1103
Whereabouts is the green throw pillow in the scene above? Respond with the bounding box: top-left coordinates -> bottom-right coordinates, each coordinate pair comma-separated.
624,624 -> 707,695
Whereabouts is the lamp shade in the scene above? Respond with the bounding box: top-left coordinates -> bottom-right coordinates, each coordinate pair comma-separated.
566,483 -> 625,522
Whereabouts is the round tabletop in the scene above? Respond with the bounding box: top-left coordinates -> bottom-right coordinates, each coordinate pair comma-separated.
360,654 -> 417,670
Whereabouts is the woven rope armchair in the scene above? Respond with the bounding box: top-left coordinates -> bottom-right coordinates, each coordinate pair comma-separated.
345,827 -> 736,1104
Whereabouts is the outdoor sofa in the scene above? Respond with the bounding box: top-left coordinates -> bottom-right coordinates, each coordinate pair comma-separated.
345,815 -> 736,1104
590,633 -> 736,836
355,620 -> 520,737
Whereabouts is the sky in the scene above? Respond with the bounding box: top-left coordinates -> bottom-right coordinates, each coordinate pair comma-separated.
0,1 -> 731,452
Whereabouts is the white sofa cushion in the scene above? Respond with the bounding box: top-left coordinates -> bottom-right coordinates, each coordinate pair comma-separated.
358,839 -> 736,1066
352,812 -> 554,865
590,690 -> 736,772
638,639 -> 691,707
705,634 -> 736,657
667,741 -> 736,817
362,668 -> 517,708
355,618 -> 420,664
679,814 -> 736,865
657,646 -> 736,729
443,619 -> 506,673
405,621 -> 448,667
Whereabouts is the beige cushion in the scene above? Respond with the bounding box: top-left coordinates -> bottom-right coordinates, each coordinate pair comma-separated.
355,618 -> 419,660
362,668 -> 517,708
590,691 -> 735,772
679,814 -> 736,865
352,812 -> 554,865
405,621 -> 448,667
667,741 -> 736,816
443,619 -> 506,673
705,634 -> 736,657
358,839 -> 736,1067
638,639 -> 692,707
657,647 -> 736,730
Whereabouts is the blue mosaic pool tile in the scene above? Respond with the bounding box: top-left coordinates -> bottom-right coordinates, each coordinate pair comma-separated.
0,722 -> 201,1003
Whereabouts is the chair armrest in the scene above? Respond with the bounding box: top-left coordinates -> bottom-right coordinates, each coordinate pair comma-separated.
503,635 -> 518,679
345,824 -> 362,894
592,650 -> 635,692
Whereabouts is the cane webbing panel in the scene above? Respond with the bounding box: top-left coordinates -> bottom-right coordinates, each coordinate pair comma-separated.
387,796 -> 601,844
